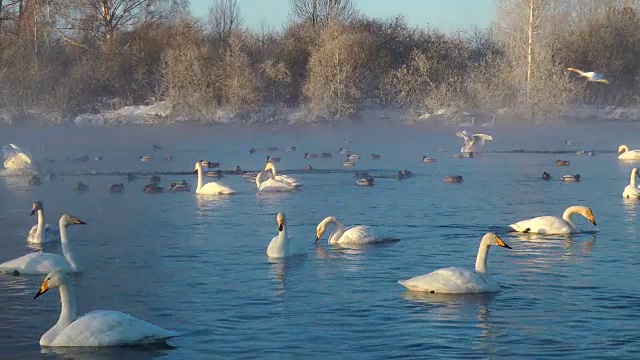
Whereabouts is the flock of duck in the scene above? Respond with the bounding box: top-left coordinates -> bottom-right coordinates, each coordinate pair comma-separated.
1,132 -> 640,348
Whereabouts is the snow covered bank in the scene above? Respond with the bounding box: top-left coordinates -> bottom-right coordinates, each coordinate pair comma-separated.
74,101 -> 173,126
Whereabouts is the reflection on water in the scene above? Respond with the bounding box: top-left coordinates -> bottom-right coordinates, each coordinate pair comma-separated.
40,343 -> 176,360
268,256 -> 306,297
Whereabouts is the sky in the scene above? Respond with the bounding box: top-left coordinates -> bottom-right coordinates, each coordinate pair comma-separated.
189,0 -> 496,32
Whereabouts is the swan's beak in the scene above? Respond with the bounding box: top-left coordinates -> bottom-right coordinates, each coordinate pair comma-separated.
315,231 -> 323,242
278,220 -> 284,232
589,215 -> 597,226
70,216 -> 86,225
30,209 -> 35,216
497,237 -> 512,249
34,281 -> 49,299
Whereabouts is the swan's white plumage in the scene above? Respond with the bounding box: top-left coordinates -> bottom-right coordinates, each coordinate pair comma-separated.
509,205 -> 596,234
194,162 -> 234,195
316,216 -> 384,245
2,143 -> 33,169
623,168 -> 640,198
27,201 -> 60,244
456,130 -> 493,153
618,145 -> 640,160
266,212 -> 306,258
398,232 -> 511,294
256,170 -> 296,192
264,163 -> 301,187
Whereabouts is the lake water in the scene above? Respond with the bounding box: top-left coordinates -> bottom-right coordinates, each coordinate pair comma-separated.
0,122 -> 639,359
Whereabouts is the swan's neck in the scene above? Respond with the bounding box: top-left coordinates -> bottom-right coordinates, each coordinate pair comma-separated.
475,241 -> 490,274
56,281 -> 77,328
561,208 -> 579,230
327,218 -> 344,244
196,166 -> 203,191
631,170 -> 638,187
256,171 -> 264,189
58,222 -> 78,271
278,225 -> 287,252
36,210 -> 45,238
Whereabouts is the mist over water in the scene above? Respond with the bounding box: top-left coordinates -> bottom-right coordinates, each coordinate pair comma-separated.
0,122 -> 639,359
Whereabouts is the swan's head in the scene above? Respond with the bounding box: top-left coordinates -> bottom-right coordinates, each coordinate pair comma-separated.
193,161 -> 204,172
633,168 -> 639,177
315,216 -> 335,242
578,207 -> 596,225
483,232 -> 512,249
59,214 -> 86,227
276,212 -> 285,231
264,162 -> 276,172
31,200 -> 44,216
34,270 -> 68,299
618,145 -> 630,154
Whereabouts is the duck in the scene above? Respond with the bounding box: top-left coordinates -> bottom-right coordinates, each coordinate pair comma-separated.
27,201 -> 60,244
302,165 -> 314,171
356,178 -> 374,186
444,175 -> 463,183
94,156 -> 103,161
556,159 -> 570,166
398,233 -> 511,294
169,180 -> 191,192
75,182 -> 89,191
343,160 -> 356,167
228,165 -> 243,173
396,170 -> 413,180
265,156 -> 281,163
338,148 -> 350,154
509,205 -> 597,234
29,175 -> 42,186
421,156 -> 436,163
200,160 -> 220,168
266,212 -> 307,258
541,171 -> 551,180
248,147 -> 257,154
242,172 -> 258,182
126,173 -> 137,182
622,168 -> 640,198
150,175 -> 161,184
320,153 -> 333,158
456,130 -> 492,153
567,67 -> 609,84
152,144 -> 162,150
206,170 -> 224,177
315,216 -> 385,245
284,146 -> 297,152
193,161 -> 234,195
1,214 -> 85,275
347,153 -> 360,161
255,169 -> 296,192
304,152 -> 319,159
33,270 -> 180,346
109,183 -> 124,193
562,174 -> 581,182
139,156 -> 152,162
618,145 -> 640,160
264,162 -> 301,187
143,184 -> 163,193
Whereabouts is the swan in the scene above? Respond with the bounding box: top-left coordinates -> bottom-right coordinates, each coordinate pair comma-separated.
623,168 -> 640,199
266,212 -> 307,258
457,116 -> 475,128
256,169 -> 296,192
480,117 -> 495,127
193,161 -> 235,195
27,201 -> 60,244
315,216 -> 383,245
263,162 -> 300,187
509,205 -> 597,234
456,130 -> 493,153
3,143 -> 33,169
618,145 -> 640,160
568,67 -> 609,84
398,232 -> 511,294
0,214 -> 85,275
33,270 -> 180,346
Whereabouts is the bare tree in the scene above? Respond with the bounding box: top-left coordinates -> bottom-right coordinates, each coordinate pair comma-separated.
289,0 -> 356,27
208,0 -> 242,44
222,31 -> 259,117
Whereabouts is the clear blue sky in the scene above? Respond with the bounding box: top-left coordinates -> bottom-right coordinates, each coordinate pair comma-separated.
189,0 -> 496,32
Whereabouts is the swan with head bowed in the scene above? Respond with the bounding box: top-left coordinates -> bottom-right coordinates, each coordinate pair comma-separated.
623,168 -> 640,199
398,232 -> 512,293
2,143 -> 33,170
456,130 -> 493,153
618,145 -> 640,160
263,162 -> 301,187
266,212 -> 307,258
34,270 -> 180,346
193,161 -> 235,195
0,214 -> 85,275
509,205 -> 597,234
256,169 -> 296,192
315,216 -> 386,245
27,201 -> 60,244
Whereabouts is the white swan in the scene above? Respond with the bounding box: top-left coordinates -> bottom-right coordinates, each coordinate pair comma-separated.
509,205 -> 597,234
27,201 -> 60,244
398,232 -> 511,293
34,270 -> 180,346
456,130 -> 493,153
3,143 -> 33,169
264,162 -> 301,187
0,214 -> 84,275
266,212 -> 307,258
256,169 -> 296,192
457,117 -> 475,128
568,67 -> 609,84
623,168 -> 640,199
480,117 -> 495,127
618,145 -> 640,160
315,216 -> 383,245
193,161 -> 235,195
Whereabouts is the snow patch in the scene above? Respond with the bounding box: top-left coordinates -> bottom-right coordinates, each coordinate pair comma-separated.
74,101 -> 172,126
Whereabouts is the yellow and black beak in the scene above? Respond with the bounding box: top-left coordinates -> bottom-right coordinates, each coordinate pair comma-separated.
589,214 -> 597,226
34,281 -> 49,299
497,236 -> 512,249
70,216 -> 86,225
278,219 -> 284,232
30,209 -> 36,216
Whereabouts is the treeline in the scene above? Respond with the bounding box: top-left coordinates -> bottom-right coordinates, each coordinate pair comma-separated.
1,0 -> 639,124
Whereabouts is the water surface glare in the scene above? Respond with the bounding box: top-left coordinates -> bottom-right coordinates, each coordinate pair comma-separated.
0,123 -> 639,359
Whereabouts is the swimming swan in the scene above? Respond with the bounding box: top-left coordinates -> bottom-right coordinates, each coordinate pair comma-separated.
266,212 -> 307,258
315,216 -> 383,245
509,205 -> 597,234
398,232 -> 511,293
34,270 -> 180,346
256,169 -> 296,192
264,162 -> 301,187
27,201 -> 60,244
3,143 -> 33,169
193,161 -> 235,195
0,214 -> 85,275
618,145 -> 640,160
456,130 -> 493,153
623,168 -> 640,199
